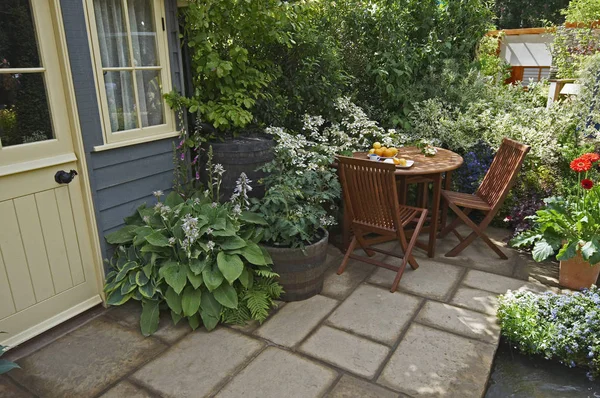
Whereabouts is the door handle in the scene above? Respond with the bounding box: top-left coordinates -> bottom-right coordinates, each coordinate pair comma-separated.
54,170 -> 78,184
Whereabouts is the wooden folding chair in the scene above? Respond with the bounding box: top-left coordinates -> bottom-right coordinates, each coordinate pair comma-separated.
337,156 -> 428,293
438,138 -> 531,258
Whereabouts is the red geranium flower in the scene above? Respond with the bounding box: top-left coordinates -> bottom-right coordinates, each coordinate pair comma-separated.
581,153 -> 600,163
582,179 -> 594,190
570,157 -> 592,172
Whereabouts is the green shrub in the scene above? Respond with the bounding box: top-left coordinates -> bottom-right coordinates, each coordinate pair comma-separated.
498,287 -> 600,380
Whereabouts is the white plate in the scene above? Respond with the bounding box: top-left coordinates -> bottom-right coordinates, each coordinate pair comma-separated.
395,160 -> 414,168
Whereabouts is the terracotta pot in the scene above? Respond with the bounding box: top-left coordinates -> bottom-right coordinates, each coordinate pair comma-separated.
559,252 -> 600,290
262,230 -> 329,302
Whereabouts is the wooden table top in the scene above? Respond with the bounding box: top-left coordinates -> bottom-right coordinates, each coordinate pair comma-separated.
353,147 -> 464,176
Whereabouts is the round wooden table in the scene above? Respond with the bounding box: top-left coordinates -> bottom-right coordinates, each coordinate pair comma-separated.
350,147 -> 464,257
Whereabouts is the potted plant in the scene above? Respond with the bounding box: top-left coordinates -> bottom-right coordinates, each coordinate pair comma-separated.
251,127 -> 341,301
511,153 -> 600,290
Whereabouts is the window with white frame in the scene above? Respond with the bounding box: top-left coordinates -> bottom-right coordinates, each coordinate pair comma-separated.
88,0 -> 174,145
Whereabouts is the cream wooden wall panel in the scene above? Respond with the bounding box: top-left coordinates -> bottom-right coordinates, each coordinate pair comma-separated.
13,196 -> 56,301
0,201 -> 36,310
35,191 -> 74,293
55,186 -> 85,285
0,254 -> 16,319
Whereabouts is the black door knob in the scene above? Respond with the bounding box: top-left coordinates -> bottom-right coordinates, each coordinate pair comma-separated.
54,170 -> 78,184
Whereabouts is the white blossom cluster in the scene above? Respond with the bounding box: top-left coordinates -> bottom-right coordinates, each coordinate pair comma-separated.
231,172 -> 253,209
180,214 -> 199,253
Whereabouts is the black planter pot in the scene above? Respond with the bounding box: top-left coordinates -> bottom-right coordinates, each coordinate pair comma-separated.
201,134 -> 274,201
262,230 -> 329,302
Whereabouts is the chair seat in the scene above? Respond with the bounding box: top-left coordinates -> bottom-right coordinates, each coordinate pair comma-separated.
441,190 -> 491,211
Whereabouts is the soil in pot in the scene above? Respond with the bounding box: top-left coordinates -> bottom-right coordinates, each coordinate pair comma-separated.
263,230 -> 329,302
559,252 -> 600,290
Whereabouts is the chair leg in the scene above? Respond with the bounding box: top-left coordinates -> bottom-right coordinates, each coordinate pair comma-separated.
337,237 -> 357,275
391,211 -> 427,293
438,207 -> 472,238
398,228 -> 419,270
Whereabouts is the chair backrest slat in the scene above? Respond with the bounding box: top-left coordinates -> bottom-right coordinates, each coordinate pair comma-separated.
477,138 -> 531,210
338,156 -> 400,231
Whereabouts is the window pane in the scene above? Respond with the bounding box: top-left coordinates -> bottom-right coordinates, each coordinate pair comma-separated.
93,0 -> 131,68
0,73 -> 54,147
128,0 -> 158,66
136,70 -> 164,127
0,0 -> 41,68
104,71 -> 137,132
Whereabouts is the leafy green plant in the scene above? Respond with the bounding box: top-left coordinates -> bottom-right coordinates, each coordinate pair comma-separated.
104,151 -> 282,335
563,0 -> 600,24
0,333 -> 19,375
498,287 -> 600,380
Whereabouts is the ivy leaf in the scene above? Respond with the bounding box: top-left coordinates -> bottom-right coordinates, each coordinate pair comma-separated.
164,286 -> 182,314
145,232 -> 170,247
201,289 -> 222,318
200,310 -> 219,331
213,284 -> 238,309
556,241 -> 578,261
202,266 -> 224,292
219,236 -> 247,250
140,300 -> 160,336
532,240 -> 556,262
217,252 -> 244,284
239,211 -> 269,225
181,286 -> 202,317
105,225 -> 138,244
160,261 -> 188,294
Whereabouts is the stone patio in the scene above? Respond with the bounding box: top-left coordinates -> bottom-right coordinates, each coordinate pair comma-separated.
0,226 -> 555,398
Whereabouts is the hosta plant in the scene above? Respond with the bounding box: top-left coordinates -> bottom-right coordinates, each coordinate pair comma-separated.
104,153 -> 282,335
0,332 -> 19,375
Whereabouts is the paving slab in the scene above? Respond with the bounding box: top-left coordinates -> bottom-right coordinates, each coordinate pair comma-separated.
327,374 -> 399,398
462,269 -> 549,295
0,375 -> 33,398
8,317 -> 166,398
132,328 -> 263,397
322,260 -> 376,300
378,324 -> 496,397
415,301 -> 500,344
216,347 -> 337,398
450,286 -> 499,315
327,284 -> 421,345
99,381 -> 153,398
254,295 -> 338,347
300,325 -> 390,378
368,258 -> 463,301
106,301 -> 191,344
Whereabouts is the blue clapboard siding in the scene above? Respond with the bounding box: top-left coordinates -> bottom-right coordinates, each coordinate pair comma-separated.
60,0 -> 183,261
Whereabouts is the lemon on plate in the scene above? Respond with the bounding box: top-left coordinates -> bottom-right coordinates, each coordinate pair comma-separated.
373,142 -> 382,149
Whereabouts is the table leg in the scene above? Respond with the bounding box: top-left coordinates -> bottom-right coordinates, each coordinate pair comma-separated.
440,170 -> 453,234
397,176 -> 408,205
428,173 -> 442,258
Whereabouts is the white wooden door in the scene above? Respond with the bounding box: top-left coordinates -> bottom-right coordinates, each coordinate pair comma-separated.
0,0 -> 102,347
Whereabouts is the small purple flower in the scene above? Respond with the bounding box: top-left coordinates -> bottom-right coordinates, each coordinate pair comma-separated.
195,171 -> 200,180
180,153 -> 185,161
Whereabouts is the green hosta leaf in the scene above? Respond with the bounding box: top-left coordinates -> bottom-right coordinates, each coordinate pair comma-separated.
105,225 -> 137,244
187,268 -> 203,289
133,226 -> 154,246
200,310 -> 219,331
190,257 -> 210,275
213,284 -> 238,309
188,313 -> 201,330
145,232 -> 170,247
239,211 -> 269,225
124,205 -> 145,225
219,236 -> 247,250
128,272 -> 136,286
0,359 -> 20,374
217,252 -> 244,284
140,300 -> 160,336
142,262 -> 153,278
201,289 -> 222,317
135,270 -> 149,286
181,286 -> 202,317
106,289 -> 131,306
212,228 -> 237,237
556,242 -> 578,261
132,290 -> 142,301
239,267 -> 252,288
212,217 -> 227,230
165,191 -> 184,208
159,261 -> 188,294
532,240 -> 556,262
238,242 -> 269,265
120,280 -> 137,295
103,279 -> 121,293
171,310 -> 183,325
140,244 -> 170,254
164,286 -> 182,314
139,282 -> 156,299
115,262 -> 137,282
202,266 -> 224,292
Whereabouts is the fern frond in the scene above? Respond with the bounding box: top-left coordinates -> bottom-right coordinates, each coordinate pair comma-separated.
244,290 -> 271,322
254,268 -> 279,278
221,305 -> 251,325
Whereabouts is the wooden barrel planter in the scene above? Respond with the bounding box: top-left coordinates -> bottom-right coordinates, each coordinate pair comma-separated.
263,230 -> 329,302
202,135 -> 274,200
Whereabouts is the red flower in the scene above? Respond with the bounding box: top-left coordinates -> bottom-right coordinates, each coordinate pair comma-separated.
582,179 -> 594,190
570,157 -> 592,172
581,153 -> 600,163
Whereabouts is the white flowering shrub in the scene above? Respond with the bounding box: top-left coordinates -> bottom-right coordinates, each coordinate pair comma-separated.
103,152 -> 283,335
